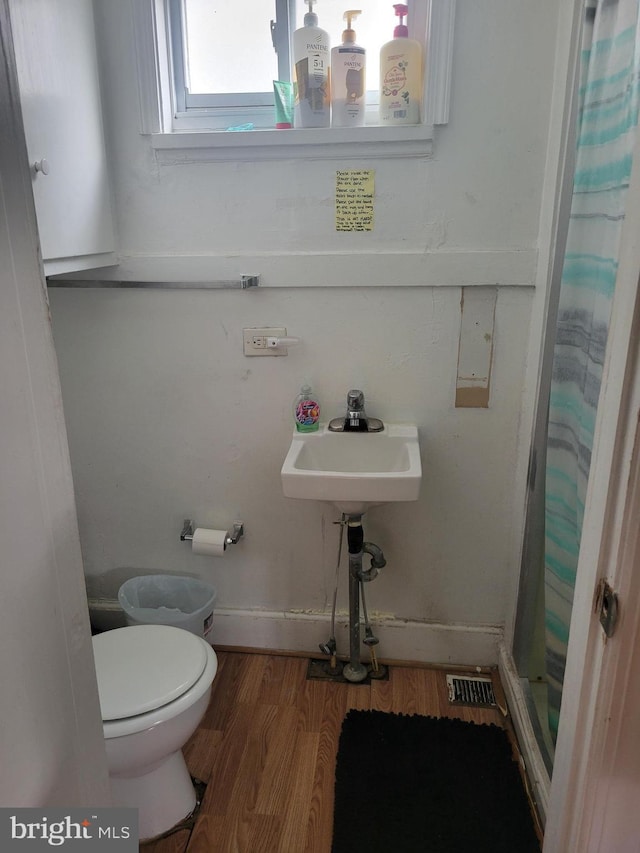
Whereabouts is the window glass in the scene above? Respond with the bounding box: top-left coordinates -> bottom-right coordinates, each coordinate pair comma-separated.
182,0 -> 398,99
183,0 -> 279,94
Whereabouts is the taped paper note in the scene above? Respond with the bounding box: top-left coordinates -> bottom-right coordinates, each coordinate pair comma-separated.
335,170 -> 375,231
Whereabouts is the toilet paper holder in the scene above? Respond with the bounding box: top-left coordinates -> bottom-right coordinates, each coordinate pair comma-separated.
180,519 -> 244,546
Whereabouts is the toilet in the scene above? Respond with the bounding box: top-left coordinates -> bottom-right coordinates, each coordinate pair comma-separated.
92,624 -> 218,840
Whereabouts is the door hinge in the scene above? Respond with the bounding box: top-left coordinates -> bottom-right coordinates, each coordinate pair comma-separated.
594,579 -> 619,639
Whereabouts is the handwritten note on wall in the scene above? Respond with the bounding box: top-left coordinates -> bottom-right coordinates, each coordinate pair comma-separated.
335,170 -> 375,232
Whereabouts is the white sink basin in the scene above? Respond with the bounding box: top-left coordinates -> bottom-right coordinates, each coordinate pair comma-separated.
281,423 -> 421,515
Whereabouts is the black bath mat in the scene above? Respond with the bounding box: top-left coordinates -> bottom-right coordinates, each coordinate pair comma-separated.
332,710 -> 540,853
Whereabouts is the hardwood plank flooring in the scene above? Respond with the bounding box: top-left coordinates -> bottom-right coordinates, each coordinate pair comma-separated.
142,652 -> 523,852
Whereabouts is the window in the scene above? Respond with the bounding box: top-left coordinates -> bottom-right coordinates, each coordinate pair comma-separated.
165,0 -> 436,130
134,0 -> 454,154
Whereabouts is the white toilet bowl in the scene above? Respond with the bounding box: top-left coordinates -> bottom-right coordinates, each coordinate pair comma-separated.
92,624 -> 218,840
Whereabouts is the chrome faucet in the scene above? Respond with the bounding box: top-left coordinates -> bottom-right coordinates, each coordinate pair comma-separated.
346,389 -> 365,429
328,389 -> 384,432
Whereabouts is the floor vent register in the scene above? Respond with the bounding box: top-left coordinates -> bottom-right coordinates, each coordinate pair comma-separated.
446,674 -> 497,708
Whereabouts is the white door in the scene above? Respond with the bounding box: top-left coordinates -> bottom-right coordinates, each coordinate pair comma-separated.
0,2 -> 109,806
580,396 -> 640,851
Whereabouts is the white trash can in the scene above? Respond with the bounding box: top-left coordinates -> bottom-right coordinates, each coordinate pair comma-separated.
118,575 -> 216,643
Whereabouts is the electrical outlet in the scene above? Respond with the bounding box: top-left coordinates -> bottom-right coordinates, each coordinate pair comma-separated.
243,327 -> 288,356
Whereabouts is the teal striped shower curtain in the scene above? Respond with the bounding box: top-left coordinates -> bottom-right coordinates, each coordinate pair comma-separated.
545,0 -> 640,740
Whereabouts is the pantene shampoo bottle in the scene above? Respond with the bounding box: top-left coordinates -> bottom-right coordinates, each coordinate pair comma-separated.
379,3 -> 422,125
331,10 -> 366,127
293,0 -> 330,128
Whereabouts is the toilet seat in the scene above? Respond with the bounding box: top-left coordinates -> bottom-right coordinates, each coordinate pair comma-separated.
92,624 -> 208,721
94,625 -> 218,838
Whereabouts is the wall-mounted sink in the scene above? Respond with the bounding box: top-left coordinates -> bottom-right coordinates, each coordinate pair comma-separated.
281,424 -> 422,515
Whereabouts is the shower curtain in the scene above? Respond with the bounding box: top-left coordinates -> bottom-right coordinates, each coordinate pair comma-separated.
545,0 -> 640,740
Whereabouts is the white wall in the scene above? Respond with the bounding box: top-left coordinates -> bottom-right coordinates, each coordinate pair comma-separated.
47,0 -> 561,663
88,1 -> 556,278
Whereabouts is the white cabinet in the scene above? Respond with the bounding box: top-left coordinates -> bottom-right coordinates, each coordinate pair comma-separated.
9,0 -> 117,275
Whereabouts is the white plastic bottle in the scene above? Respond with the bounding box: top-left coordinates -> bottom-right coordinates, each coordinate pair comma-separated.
331,10 -> 366,127
379,3 -> 422,126
293,0 -> 331,128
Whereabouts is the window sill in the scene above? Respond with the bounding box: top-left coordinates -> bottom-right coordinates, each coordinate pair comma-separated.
149,124 -> 434,162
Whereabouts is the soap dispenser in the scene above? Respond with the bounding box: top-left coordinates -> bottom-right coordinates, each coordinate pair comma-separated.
293,0 -> 331,127
294,384 -> 321,432
379,3 -> 422,125
331,10 -> 366,127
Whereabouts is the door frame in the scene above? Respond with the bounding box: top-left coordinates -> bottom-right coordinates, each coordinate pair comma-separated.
543,73 -> 640,850
511,0 -> 584,677
500,0 -> 585,827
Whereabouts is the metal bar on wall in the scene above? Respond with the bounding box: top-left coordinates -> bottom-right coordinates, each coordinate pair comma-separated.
46,274 -> 260,290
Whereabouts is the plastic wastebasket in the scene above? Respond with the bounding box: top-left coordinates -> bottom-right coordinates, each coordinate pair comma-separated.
118,574 -> 216,642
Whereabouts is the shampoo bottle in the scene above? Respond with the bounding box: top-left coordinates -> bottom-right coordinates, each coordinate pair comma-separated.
379,3 -> 422,125
293,0 -> 331,128
331,10 -> 366,127
294,384 -> 320,432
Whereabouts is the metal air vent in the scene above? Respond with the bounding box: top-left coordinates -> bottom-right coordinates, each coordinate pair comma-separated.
446,674 -> 497,707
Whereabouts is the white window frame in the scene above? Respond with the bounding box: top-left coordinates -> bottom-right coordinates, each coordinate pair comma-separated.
132,0 -> 456,160
168,0 -> 293,123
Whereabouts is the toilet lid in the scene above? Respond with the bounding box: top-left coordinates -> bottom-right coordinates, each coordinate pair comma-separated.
92,625 -> 209,720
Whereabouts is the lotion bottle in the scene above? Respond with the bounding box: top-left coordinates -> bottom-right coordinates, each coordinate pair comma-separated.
379,3 -> 422,125
293,0 -> 331,128
294,384 -> 320,432
331,10 -> 366,127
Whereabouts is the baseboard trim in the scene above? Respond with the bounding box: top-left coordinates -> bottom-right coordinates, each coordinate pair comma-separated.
498,642 -> 550,826
87,598 -> 502,666
209,607 -> 502,667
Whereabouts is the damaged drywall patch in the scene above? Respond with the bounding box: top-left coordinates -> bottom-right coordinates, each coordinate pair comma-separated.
455,286 -> 497,408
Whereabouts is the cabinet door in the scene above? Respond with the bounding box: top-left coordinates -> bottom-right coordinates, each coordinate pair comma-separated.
9,0 -> 116,274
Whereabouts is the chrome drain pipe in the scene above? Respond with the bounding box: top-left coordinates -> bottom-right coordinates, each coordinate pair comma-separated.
342,516 -> 386,684
343,516 -> 368,683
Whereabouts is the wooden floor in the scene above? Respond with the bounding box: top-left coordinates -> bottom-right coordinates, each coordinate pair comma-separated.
143,650 -> 530,853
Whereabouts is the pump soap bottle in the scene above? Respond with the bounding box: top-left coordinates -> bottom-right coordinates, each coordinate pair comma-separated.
379,3 -> 422,125
293,0 -> 331,128
331,10 -> 366,127
294,384 -> 320,432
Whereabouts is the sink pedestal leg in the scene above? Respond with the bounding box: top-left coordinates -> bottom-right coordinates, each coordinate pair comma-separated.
343,516 -> 368,683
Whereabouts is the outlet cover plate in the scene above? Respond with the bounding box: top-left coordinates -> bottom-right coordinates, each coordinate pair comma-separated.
243,327 -> 287,356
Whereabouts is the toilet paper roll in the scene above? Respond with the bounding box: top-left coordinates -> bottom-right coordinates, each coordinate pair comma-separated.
192,528 -> 227,557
